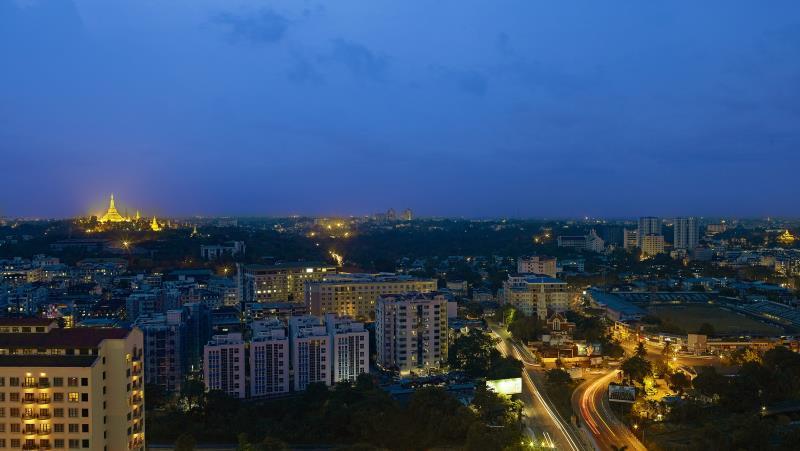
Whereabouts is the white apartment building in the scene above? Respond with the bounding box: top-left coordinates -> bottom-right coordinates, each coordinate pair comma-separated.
289,317 -> 330,391
637,216 -> 662,248
641,234 -> 666,257
325,314 -> 369,384
375,292 -> 448,376
250,319 -> 290,397
517,256 -> 557,278
203,333 -> 246,399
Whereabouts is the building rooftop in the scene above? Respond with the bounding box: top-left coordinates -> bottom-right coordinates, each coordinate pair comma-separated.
0,318 -> 58,327
0,328 -> 131,348
315,273 -> 436,285
243,261 -> 333,271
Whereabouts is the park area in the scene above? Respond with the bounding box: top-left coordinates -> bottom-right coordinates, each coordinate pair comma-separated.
647,304 -> 784,336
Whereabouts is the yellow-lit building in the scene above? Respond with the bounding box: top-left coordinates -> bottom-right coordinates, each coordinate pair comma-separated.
778,229 -> 796,246
239,262 -> 337,305
0,318 -> 144,451
306,274 -> 438,320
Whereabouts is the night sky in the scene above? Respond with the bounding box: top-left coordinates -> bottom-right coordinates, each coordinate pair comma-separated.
2,1 -> 799,218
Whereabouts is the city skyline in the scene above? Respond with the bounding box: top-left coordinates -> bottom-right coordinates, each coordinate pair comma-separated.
2,1 -> 800,217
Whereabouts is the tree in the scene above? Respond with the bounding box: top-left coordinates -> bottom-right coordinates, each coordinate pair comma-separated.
174,433 -> 196,451
635,342 -> 647,358
669,372 -> 691,394
697,322 -> 715,336
546,368 -> 572,386
464,301 -> 483,318
621,355 -> 652,385
259,437 -> 288,451
507,313 -> 544,343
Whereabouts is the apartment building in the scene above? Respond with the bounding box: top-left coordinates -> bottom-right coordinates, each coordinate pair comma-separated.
502,275 -> 570,320
305,273 -> 437,320
674,217 -> 699,250
203,333 -> 246,399
239,262 -> 336,305
0,318 -> 145,451
375,292 -> 448,376
517,256 -> 557,278
250,319 -> 290,397
325,314 -> 368,384
288,317 -> 330,391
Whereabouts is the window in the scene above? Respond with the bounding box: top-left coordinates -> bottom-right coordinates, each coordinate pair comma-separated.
69,424 -> 79,433
54,393 -> 64,402
10,424 -> 20,433
9,393 -> 19,402
67,378 -> 78,387
55,424 -> 65,433
68,408 -> 78,418
68,393 -> 79,403
82,440 -> 90,449
80,378 -> 88,387
55,439 -> 65,448
81,424 -> 88,433
81,409 -> 88,418
54,408 -> 64,418
11,440 -> 20,449
9,378 -> 19,387
69,439 -> 80,449
53,377 -> 63,387
81,393 -> 88,402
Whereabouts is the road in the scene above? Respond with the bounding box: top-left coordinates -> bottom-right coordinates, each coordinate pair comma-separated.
572,370 -> 647,451
490,324 -> 587,451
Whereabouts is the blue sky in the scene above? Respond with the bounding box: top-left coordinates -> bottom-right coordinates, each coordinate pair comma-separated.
1,0 -> 799,218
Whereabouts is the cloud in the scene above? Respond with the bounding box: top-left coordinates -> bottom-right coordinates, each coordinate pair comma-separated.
213,9 -> 288,44
329,39 -> 388,81
430,66 -> 488,96
288,53 -> 324,84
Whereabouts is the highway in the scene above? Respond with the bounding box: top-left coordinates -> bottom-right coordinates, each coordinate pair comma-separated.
490,324 -> 587,451
572,370 -> 647,451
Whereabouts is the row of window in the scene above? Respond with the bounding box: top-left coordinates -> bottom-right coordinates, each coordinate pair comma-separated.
0,392 -> 87,403
0,422 -> 89,433
0,377 -> 88,388
0,407 -> 89,418
0,438 -> 90,449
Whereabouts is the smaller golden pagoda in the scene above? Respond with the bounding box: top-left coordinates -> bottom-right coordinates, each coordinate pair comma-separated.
150,216 -> 162,232
777,229 -> 796,246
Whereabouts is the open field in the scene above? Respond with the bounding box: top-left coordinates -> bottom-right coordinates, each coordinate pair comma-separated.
647,304 -> 784,336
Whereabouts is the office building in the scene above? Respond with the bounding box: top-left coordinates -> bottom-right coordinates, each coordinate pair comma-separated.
674,217 -> 699,250
517,256 -> 557,278
200,241 -> 246,260
239,262 -> 336,305
325,314 -> 369,384
305,273 -> 437,320
0,318 -> 145,451
502,275 -> 570,320
375,292 -> 448,376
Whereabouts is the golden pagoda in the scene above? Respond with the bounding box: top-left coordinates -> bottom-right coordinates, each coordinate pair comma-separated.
135,210 -> 141,221
150,216 -> 162,232
778,229 -> 796,246
99,194 -> 128,223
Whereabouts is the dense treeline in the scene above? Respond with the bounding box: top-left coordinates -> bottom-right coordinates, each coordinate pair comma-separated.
147,374 -> 526,450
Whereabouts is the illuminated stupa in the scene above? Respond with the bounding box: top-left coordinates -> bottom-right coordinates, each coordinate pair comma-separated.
99,194 -> 128,223
150,216 -> 162,232
778,229 -> 796,246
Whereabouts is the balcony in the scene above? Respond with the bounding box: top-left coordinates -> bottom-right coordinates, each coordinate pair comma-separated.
37,398 -> 51,404
22,398 -> 37,405
22,381 -> 39,388
38,429 -> 51,436
21,413 -> 38,420
131,395 -> 143,404
132,410 -> 142,419
38,413 -> 51,420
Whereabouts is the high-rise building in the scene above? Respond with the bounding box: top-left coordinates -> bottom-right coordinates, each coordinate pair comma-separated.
623,229 -> 638,251
375,292 -> 448,376
238,262 -> 336,306
0,318 -> 145,451
674,217 -> 699,250
135,310 -> 186,392
325,314 -> 369,384
305,273 -> 437,320
249,319 -> 290,397
637,216 -> 662,248
289,316 -> 330,391
203,333 -> 246,398
517,256 -> 557,278
502,275 -> 570,320
641,235 -> 666,257
402,208 -> 413,221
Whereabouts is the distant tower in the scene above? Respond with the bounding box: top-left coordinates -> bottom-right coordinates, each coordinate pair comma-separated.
135,210 -> 141,221
674,217 -> 699,250
387,208 -> 397,221
402,208 -> 413,221
150,216 -> 162,232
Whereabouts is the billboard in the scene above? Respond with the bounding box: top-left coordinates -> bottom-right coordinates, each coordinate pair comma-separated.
608,384 -> 636,403
486,378 -> 522,395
